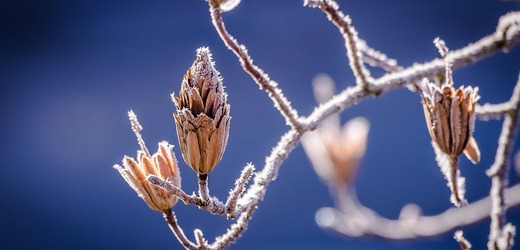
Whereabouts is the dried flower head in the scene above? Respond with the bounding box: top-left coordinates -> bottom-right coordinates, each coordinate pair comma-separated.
420,38 -> 480,207
421,80 -> 481,163
114,111 -> 181,212
172,47 -> 231,175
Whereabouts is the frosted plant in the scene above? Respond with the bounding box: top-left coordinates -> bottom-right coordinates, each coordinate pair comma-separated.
114,0 -> 520,249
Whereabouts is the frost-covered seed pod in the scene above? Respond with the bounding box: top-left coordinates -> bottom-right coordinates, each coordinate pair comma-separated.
172,47 -> 231,175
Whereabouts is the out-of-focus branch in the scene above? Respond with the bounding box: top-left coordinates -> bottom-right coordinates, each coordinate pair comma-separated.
163,210 -> 199,250
487,74 -> 520,249
315,184 -> 520,240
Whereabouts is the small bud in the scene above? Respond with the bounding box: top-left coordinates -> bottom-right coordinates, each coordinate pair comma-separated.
172,47 -> 231,175
114,111 -> 181,212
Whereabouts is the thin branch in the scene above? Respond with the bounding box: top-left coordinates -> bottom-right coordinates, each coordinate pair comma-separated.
304,0 -> 373,89
163,210 -> 199,250
208,5 -> 302,130
487,73 -> 520,249
225,163 -> 255,218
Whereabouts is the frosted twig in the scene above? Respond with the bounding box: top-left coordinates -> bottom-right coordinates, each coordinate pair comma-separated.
128,110 -> 150,157
208,5 -> 301,130
433,144 -> 467,207
433,37 -> 454,86
148,175 -> 227,216
316,183 -> 520,240
487,73 -> 520,249
304,0 -> 373,90
194,229 -> 209,249
357,39 -> 403,73
163,210 -> 199,250
454,230 -> 472,250
209,203 -> 256,250
225,164 -> 254,218
149,163 -> 255,218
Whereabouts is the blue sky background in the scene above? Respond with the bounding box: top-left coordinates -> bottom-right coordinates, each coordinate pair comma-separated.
1,0 -> 520,249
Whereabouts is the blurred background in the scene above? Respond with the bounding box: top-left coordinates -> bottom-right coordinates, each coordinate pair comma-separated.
1,0 -> 520,249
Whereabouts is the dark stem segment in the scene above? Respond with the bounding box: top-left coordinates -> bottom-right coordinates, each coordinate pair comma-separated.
163,210 -> 198,250
198,174 -> 211,205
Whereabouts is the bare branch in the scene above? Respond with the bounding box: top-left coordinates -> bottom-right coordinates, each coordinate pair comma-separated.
208,6 -> 301,130
357,39 -> 403,73
209,204 -> 256,250
476,102 -> 515,120
163,210 -> 199,250
148,175 -> 203,206
302,12 -> 520,131
225,163 -> 255,218
304,0 -> 373,89
487,73 -> 520,249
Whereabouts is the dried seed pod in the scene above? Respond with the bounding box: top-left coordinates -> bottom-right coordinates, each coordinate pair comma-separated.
114,111 -> 181,212
172,47 -> 231,175
421,79 -> 481,164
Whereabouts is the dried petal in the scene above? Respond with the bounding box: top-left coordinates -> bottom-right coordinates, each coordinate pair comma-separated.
463,137 -> 480,164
